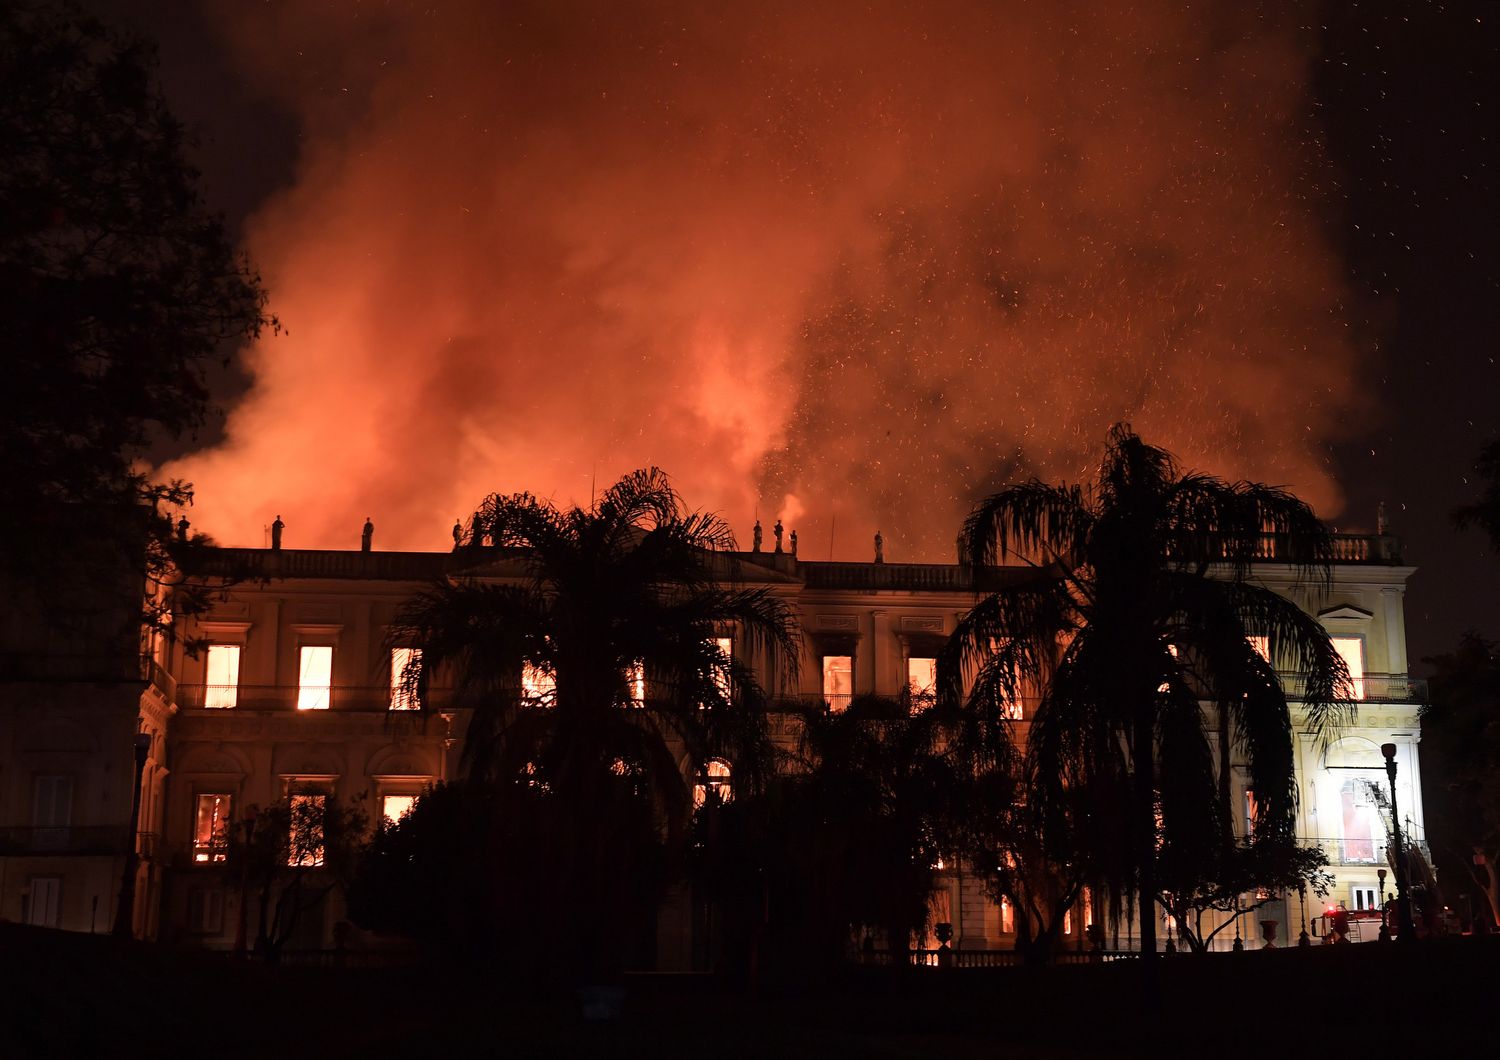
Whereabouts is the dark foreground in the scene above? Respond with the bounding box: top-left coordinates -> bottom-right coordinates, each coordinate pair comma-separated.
0,925 -> 1491,1058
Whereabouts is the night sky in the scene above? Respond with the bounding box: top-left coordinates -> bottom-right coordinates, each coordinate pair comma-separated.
93,0 -> 1498,671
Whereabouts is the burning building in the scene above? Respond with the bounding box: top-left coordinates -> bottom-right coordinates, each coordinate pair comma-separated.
0,519 -> 1426,956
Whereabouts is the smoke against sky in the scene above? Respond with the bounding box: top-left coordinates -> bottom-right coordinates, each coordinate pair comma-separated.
165,0 -> 1367,558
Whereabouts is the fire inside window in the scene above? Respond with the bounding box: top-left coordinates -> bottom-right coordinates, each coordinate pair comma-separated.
204,644 -> 240,709
390,647 -> 420,711
627,660 -> 645,708
693,759 -> 732,808
711,636 -> 733,704
297,646 -> 333,710
193,794 -> 231,862
1332,636 -> 1365,700
288,794 -> 326,867
522,661 -> 555,706
381,794 -> 416,825
907,656 -> 936,708
822,655 -> 852,712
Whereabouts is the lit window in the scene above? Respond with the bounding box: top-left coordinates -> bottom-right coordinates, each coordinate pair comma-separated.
822,655 -> 853,712
522,661 -> 555,706
381,794 -> 416,825
999,897 -> 1014,934
627,660 -> 645,709
389,647 -> 420,711
907,656 -> 937,707
204,645 -> 241,709
1332,636 -> 1365,700
1245,789 -> 1260,839
711,637 -> 734,704
296,646 -> 333,710
1339,779 -> 1378,863
288,794 -> 326,867
193,794 -> 232,862
1248,635 -> 1270,664
693,759 -> 733,808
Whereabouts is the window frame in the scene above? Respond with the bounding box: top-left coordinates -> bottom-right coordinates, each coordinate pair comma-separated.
296,644 -> 335,711
192,792 -> 233,864
203,644 -> 242,709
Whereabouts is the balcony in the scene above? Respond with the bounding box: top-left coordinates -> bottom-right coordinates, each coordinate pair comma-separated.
1277,672 -> 1425,704
1301,836 -> 1432,868
175,683 -> 451,713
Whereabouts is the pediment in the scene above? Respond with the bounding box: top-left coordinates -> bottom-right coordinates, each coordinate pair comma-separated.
1317,604 -> 1373,622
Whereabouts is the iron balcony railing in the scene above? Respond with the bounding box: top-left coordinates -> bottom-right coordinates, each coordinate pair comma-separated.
1275,671 -> 1425,704
176,683 -> 453,712
1301,835 -> 1433,868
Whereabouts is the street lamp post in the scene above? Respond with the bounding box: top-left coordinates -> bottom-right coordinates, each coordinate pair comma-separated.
1380,743 -> 1418,944
1377,867 -> 1390,942
111,732 -> 152,938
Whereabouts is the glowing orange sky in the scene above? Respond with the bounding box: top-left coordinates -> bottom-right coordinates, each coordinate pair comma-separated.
164,1 -> 1366,559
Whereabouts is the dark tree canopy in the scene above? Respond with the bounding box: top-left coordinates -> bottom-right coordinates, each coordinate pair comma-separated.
0,1 -> 272,632
1453,436 -> 1500,553
942,425 -> 1350,969
1421,633 -> 1500,928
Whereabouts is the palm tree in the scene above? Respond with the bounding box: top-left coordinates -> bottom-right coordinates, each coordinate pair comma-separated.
387,468 -> 797,974
940,425 -> 1352,975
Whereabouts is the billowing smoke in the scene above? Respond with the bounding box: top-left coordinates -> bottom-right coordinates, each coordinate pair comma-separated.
166,0 -> 1365,559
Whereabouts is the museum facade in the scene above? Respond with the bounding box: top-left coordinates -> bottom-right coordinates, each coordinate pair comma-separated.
0,531 -> 1425,959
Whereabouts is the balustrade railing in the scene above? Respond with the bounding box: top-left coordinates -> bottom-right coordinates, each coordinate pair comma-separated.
176,683 -> 450,713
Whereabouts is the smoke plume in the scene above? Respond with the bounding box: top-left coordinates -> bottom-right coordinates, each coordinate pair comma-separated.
166,0 -> 1366,560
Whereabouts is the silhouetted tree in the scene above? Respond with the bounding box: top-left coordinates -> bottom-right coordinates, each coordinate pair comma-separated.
942,425 -> 1351,983
689,695 -> 964,979
953,733 -> 1115,965
385,469 -> 796,978
229,794 -> 368,962
0,1 -> 273,641
1421,633 -> 1500,928
1453,436 -> 1500,551
1157,839 -> 1332,952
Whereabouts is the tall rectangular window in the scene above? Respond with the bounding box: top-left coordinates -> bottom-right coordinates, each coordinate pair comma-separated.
296,646 -> 333,710
907,656 -> 940,713
1247,635 -> 1270,664
627,660 -> 645,708
193,794 -> 232,863
907,657 -> 937,698
1245,789 -> 1259,839
25,877 -> 62,928
712,636 -> 734,704
288,793 -> 326,867
381,794 -> 417,825
1332,636 -> 1365,700
389,647 -> 420,711
204,644 -> 241,709
32,775 -> 72,851
522,661 -> 555,705
822,655 -> 853,712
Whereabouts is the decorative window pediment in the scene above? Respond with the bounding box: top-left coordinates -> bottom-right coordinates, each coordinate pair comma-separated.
1317,604 -> 1373,622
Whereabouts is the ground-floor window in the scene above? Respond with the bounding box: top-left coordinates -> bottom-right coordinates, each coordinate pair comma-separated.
24,876 -> 61,928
